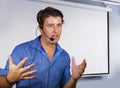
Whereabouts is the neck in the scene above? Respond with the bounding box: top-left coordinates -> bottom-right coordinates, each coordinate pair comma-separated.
40,36 -> 56,60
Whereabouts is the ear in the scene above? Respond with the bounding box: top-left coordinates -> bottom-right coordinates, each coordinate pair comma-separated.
38,26 -> 43,35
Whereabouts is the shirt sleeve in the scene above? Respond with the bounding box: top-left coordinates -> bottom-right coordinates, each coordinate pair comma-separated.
0,44 -> 26,76
0,46 -> 27,76
61,51 -> 71,86
0,68 -> 8,76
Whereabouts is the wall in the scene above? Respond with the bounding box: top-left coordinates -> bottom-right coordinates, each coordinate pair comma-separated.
0,0 -> 120,88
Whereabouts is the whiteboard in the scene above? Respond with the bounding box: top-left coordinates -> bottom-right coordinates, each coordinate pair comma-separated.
0,0 -> 109,75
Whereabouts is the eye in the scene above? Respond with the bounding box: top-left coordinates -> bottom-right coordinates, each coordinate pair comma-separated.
47,24 -> 53,28
57,23 -> 62,27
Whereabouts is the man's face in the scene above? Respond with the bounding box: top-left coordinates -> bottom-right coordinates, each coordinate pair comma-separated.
41,16 -> 62,43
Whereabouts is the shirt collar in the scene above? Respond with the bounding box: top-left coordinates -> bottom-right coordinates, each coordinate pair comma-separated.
31,36 -> 63,54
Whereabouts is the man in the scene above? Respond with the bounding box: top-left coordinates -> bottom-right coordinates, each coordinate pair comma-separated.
0,7 -> 86,88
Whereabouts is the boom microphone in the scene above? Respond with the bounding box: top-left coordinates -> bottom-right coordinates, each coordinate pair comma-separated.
50,37 -> 54,41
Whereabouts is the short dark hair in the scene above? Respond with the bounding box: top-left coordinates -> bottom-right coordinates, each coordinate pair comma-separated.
37,7 -> 64,29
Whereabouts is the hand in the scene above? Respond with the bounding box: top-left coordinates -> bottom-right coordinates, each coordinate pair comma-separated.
71,57 -> 87,80
7,56 -> 37,84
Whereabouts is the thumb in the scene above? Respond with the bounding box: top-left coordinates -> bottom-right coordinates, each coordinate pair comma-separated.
72,57 -> 76,66
8,55 -> 14,66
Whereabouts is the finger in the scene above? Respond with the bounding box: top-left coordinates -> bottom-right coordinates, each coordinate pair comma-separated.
8,55 -> 14,65
23,76 -> 36,80
21,64 -> 35,72
80,59 -> 87,70
17,57 -> 28,68
83,59 -> 86,64
22,70 -> 37,77
82,59 -> 87,68
72,57 -> 76,66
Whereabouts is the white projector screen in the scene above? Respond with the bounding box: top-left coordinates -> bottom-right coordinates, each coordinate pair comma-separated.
0,0 -> 109,76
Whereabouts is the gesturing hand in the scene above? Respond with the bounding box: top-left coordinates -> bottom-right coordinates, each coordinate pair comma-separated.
7,56 -> 37,84
71,57 -> 87,80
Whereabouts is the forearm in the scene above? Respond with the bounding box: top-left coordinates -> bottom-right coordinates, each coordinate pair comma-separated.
63,77 -> 78,88
0,76 -> 13,88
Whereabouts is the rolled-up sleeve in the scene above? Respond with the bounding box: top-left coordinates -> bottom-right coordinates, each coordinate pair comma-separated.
0,68 -> 8,76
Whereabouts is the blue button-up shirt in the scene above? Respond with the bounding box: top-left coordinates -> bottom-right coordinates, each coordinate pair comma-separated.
0,36 -> 71,88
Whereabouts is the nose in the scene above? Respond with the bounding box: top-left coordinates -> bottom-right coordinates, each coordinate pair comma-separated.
53,25 -> 58,33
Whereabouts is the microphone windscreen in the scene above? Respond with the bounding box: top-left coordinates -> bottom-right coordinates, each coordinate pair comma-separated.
50,38 -> 54,41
